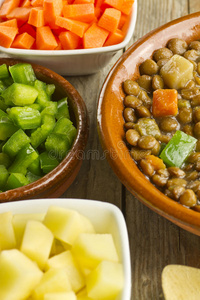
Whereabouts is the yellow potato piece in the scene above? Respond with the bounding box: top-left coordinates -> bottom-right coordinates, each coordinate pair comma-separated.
44,291 -> 77,300
0,211 -> 16,250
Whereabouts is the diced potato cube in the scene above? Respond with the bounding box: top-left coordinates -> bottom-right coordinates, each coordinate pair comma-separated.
72,233 -> 119,270
86,261 -> 124,300
0,212 -> 16,250
43,206 -> 92,245
32,268 -> 72,300
12,213 -> 45,248
160,54 -> 194,89
45,250 -> 85,292
76,288 -> 92,300
44,291 -> 77,300
50,238 -> 67,257
135,118 -> 161,138
152,89 -> 178,117
0,249 -> 43,300
20,220 -> 54,270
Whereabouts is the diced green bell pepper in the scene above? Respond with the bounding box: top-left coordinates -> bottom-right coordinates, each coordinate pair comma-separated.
0,80 -> 6,94
9,63 -> 36,86
135,118 -> 161,138
0,64 -> 9,79
26,171 -> 41,183
2,76 -> 13,87
0,97 -> 9,111
8,144 -> 39,175
5,173 -> 29,190
27,156 -> 42,176
56,97 -> 70,120
2,129 -> 30,158
0,153 -> 11,168
8,106 -> 41,130
30,114 -> 55,148
1,83 -> 38,106
45,133 -> 71,161
53,117 -> 77,146
39,151 -> 59,174
0,109 -> 18,140
0,165 -> 9,190
41,101 -> 58,117
34,80 -> 50,108
160,130 -> 197,167
46,84 -> 55,96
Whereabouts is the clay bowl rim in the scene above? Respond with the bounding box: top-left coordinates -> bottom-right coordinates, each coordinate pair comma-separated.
0,58 -> 89,202
97,11 -> 200,235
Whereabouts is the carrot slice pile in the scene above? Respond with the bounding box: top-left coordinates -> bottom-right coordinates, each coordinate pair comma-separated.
0,0 -> 134,49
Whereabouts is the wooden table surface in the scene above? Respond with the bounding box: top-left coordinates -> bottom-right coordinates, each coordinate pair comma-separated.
63,1 -> 200,299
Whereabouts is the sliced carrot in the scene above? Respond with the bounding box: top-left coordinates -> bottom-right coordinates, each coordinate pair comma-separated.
31,0 -> 44,6
55,36 -> 62,49
55,16 -> 89,38
83,22 -> 109,48
95,0 -> 104,8
28,7 -> 45,27
59,31 -> 81,49
63,3 -> 95,23
152,89 -> 178,117
120,0 -> 134,15
0,26 -> 18,47
36,26 -> 58,50
101,0 -> 123,11
145,155 -> 166,170
0,18 -> 18,27
74,0 -> 94,3
18,23 -> 36,38
43,0 -> 63,28
98,8 -> 121,32
0,0 -> 20,19
118,13 -> 127,29
104,28 -> 124,46
11,32 -> 35,49
7,7 -> 31,22
94,6 -> 102,18
21,0 -> 31,7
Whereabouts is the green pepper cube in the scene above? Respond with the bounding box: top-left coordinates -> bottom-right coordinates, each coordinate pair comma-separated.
39,151 -> 59,174
26,171 -> 41,183
56,97 -> 70,120
41,101 -> 58,117
0,109 -> 18,140
2,76 -> 13,87
0,153 -> 11,168
53,117 -> 77,145
0,64 -> 9,79
8,144 -> 39,175
9,63 -> 36,86
34,80 -> 50,108
0,97 -> 9,111
1,83 -> 38,106
135,118 -> 161,138
46,84 -> 55,96
5,173 -> 29,190
27,156 -> 42,176
2,129 -> 30,158
160,130 -> 197,167
0,165 -> 9,190
0,80 -> 7,94
8,107 -> 41,130
45,133 -> 71,161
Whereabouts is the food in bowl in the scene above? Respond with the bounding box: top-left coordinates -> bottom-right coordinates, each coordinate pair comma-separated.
0,199 -> 126,300
0,0 -> 134,50
123,38 -> 200,211
0,62 -> 77,192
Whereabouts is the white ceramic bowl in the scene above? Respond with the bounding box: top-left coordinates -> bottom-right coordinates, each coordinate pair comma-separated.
0,0 -> 137,76
0,198 -> 131,300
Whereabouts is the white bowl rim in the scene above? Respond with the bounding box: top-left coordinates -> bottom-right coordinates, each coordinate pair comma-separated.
0,0 -> 137,56
0,197 -> 132,300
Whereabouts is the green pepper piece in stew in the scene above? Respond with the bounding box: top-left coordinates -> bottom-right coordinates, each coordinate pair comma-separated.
160,130 -> 197,168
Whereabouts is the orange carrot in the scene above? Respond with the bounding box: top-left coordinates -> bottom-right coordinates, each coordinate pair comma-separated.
28,7 -> 44,27
31,0 -> 44,6
36,26 -> 58,50
43,0 -> 63,28
12,32 -> 35,49
98,8 -> 121,32
59,31 -> 81,49
55,36 -> 62,49
0,0 -> 20,19
83,22 -> 109,48
104,28 -> 124,46
21,0 -> 31,7
7,7 -> 31,22
120,0 -> 134,15
55,16 -> 89,38
0,18 -> 18,27
63,3 -> 95,23
0,26 -> 18,47
19,23 -> 36,38
74,0 -> 94,3
101,0 -> 123,11
118,13 -> 127,29
152,89 -> 178,118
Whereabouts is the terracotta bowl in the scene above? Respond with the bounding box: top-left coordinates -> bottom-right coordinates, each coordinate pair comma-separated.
97,12 -> 200,235
0,58 -> 89,202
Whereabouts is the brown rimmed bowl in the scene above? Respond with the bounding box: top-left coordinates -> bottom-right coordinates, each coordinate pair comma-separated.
0,58 -> 89,202
97,12 -> 200,235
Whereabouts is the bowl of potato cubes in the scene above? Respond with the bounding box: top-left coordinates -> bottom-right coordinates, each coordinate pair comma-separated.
0,198 -> 131,300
